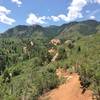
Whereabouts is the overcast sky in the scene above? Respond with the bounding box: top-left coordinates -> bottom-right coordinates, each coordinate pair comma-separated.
0,0 -> 100,32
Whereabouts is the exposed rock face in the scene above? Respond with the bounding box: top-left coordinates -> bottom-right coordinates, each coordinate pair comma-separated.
30,41 -> 34,46
65,40 -> 74,49
51,53 -> 59,62
23,47 -> 27,54
65,40 -> 72,44
50,39 -> 61,46
48,48 -> 56,54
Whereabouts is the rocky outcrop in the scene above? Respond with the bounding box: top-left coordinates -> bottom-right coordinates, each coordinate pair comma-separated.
50,39 -> 61,46
51,53 -> 59,62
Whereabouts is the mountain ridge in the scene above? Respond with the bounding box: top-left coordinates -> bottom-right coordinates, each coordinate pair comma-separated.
1,20 -> 100,40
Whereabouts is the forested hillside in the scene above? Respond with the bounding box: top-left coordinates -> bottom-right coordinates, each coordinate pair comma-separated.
0,20 -> 100,100
1,20 -> 100,39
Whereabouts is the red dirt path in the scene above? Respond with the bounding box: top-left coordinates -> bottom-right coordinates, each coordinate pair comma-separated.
39,73 -> 92,100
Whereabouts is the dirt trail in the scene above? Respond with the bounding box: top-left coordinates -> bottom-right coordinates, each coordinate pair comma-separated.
39,73 -> 92,100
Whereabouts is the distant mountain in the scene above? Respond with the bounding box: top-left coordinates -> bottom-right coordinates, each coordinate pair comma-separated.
0,25 -> 60,41
56,20 -> 100,40
1,20 -> 100,40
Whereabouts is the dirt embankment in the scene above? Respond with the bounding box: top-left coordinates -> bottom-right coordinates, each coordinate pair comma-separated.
39,73 -> 92,100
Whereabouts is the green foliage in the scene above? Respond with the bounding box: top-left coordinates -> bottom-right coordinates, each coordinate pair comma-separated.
0,37 -> 59,99
57,46 -> 67,60
0,20 -> 100,99
75,34 -> 100,98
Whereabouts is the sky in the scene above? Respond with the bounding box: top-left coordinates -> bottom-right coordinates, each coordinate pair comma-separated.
0,0 -> 100,32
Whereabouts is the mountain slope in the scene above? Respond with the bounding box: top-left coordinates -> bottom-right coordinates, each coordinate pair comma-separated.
0,20 -> 100,40
0,25 -> 59,40
56,20 -> 100,40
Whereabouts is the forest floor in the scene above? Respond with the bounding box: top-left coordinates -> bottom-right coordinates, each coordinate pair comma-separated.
39,70 -> 93,100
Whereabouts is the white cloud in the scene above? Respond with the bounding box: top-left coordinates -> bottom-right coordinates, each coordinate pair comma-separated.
0,6 -> 15,25
26,13 -> 68,25
26,0 -> 100,24
26,13 -> 47,25
48,0 -> 87,22
51,16 -> 60,22
90,15 -> 96,19
50,0 -> 100,22
11,0 -> 22,7
58,14 -> 68,21
0,6 -> 11,14
65,0 -> 88,22
88,9 -> 100,19
48,0 -> 88,22
94,0 -> 100,3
